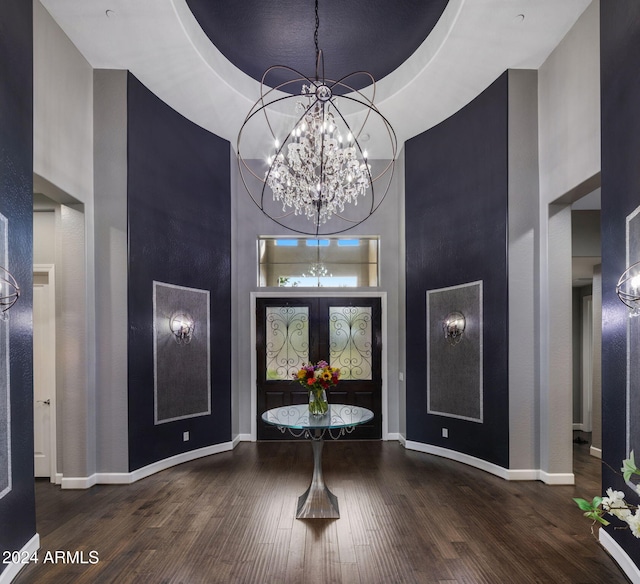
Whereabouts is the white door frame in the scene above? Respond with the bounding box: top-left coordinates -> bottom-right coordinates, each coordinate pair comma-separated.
33,263 -> 57,482
250,291 -> 388,441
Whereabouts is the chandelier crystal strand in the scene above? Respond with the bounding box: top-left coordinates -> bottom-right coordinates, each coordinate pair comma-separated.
265,84 -> 372,226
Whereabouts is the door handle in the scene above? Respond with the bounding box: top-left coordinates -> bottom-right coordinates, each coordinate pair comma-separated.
37,399 -> 51,406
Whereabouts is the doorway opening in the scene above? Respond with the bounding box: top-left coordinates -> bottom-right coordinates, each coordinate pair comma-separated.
570,187 -> 602,457
33,264 -> 56,480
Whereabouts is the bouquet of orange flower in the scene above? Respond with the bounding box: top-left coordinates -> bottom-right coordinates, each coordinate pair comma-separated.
294,361 -> 340,415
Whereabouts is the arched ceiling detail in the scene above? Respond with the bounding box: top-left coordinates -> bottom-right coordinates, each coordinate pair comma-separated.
185,0 -> 449,92
39,0 -> 593,153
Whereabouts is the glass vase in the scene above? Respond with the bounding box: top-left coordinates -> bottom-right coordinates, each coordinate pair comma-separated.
308,388 -> 328,416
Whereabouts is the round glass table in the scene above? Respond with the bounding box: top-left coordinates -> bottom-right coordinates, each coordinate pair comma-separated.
261,404 -> 374,519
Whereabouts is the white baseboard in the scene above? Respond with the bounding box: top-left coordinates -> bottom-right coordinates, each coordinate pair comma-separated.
61,475 -> 97,489
233,433 -> 252,446
600,528 -> 640,584
397,434 -> 407,447
404,441 -> 575,484
538,469 -> 575,485
386,432 -> 401,442
60,441 -> 235,489
0,533 -> 39,584
590,446 -> 602,459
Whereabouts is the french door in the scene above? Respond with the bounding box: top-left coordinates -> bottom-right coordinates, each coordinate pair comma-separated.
256,297 -> 382,439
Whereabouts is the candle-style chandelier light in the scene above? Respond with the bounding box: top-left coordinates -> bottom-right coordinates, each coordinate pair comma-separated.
237,0 -> 397,236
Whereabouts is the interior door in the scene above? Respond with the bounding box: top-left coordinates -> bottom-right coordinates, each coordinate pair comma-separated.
256,297 -> 382,439
33,270 -> 55,478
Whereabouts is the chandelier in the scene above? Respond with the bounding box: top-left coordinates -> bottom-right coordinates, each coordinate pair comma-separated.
237,0 -> 396,236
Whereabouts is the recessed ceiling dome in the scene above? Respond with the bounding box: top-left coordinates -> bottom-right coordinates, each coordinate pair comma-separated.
185,0 -> 450,91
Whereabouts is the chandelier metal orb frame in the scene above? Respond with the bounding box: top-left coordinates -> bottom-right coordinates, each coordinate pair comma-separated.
0,265 -> 20,320
237,1 -> 397,236
616,260 -> 640,315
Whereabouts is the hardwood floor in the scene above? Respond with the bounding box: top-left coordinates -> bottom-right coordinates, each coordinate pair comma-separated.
13,440 -> 629,583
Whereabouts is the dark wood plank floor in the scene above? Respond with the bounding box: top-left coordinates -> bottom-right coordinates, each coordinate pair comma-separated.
13,439 -> 629,583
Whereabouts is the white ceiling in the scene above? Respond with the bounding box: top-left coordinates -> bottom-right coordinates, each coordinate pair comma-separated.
40,0 -> 593,154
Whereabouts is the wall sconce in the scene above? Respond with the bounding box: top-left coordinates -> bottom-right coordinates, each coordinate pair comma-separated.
169,313 -> 195,344
616,261 -> 640,316
443,311 -> 465,346
0,265 -> 20,320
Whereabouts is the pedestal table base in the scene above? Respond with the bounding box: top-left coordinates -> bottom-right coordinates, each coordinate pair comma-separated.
296,430 -> 339,519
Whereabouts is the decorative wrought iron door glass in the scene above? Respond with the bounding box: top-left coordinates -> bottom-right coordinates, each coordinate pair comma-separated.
265,306 -> 310,380
329,306 -> 372,380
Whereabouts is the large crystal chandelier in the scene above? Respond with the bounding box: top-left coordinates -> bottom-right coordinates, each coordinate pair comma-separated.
237,0 -> 396,236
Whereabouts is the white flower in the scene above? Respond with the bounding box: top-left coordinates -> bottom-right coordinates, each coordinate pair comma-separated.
625,510 -> 640,538
602,488 -> 632,520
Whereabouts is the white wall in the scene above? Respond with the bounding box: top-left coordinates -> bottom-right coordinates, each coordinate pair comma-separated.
536,0 -> 600,476
396,148 -> 407,439
33,1 -> 93,202
34,0 -> 97,482
538,1 -> 600,204
508,69 -> 539,471
232,158 -> 404,439
93,70 -> 129,473
33,209 -> 55,265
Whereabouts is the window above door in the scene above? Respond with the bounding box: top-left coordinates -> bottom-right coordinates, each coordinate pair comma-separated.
258,236 -> 379,288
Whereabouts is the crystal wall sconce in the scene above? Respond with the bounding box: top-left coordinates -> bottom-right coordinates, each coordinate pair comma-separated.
443,312 -> 466,346
0,265 -> 20,320
616,261 -> 640,316
169,313 -> 194,344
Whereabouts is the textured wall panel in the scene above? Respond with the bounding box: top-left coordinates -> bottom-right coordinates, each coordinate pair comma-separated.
427,281 -> 482,422
627,207 -> 640,457
405,73 -> 509,468
153,282 -> 210,424
0,215 -> 10,499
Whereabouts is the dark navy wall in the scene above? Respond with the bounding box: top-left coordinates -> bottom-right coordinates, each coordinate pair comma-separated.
127,74 -> 232,471
601,2 -> 640,565
0,0 -> 35,571
405,73 -> 509,468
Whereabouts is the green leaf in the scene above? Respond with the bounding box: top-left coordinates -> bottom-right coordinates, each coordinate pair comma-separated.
622,451 -> 639,482
574,497 -> 595,511
592,496 -> 603,508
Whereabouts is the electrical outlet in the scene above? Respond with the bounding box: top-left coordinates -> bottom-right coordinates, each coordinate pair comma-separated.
183,431 -> 189,442
399,372 -> 404,382
442,428 -> 448,438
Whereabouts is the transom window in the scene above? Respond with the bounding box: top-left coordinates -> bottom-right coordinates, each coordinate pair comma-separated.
258,237 -> 379,288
